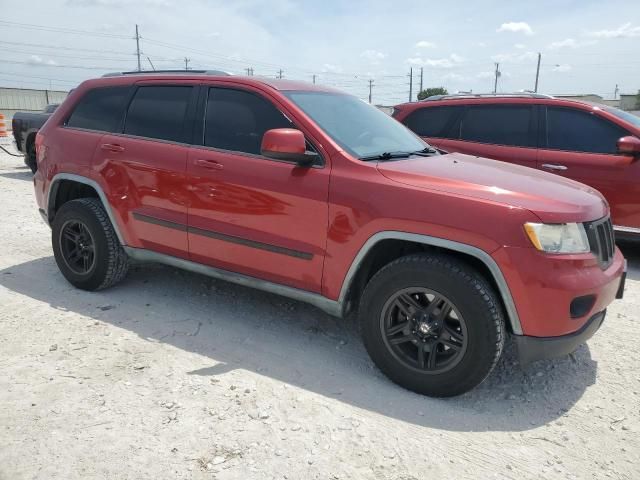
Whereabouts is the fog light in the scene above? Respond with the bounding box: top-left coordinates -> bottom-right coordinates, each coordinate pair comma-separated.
570,295 -> 596,319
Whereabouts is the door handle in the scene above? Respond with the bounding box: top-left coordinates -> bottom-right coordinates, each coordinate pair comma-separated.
541,163 -> 568,171
100,143 -> 125,153
195,159 -> 224,170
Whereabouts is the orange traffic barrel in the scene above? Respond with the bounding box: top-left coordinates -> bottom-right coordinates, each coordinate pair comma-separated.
0,114 -> 8,137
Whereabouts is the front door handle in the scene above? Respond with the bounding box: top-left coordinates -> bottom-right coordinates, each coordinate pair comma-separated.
195,159 -> 224,170
100,143 -> 125,153
541,163 -> 568,171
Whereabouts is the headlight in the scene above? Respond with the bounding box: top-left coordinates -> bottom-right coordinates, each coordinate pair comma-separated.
524,222 -> 590,253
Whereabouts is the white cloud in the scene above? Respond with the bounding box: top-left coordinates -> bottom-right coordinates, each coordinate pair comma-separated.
27,55 -> 57,66
68,0 -> 171,6
476,71 -> 495,79
497,22 -> 533,35
548,38 -> 597,49
415,40 -> 436,48
441,73 -> 465,82
476,42 -> 487,47
321,63 -> 342,73
491,51 -> 537,63
360,49 -> 386,64
407,53 -> 464,69
514,43 -> 526,49
553,64 -> 572,72
588,23 -> 640,38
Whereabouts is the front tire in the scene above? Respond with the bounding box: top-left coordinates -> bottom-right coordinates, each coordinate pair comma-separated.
360,253 -> 505,397
52,198 -> 129,290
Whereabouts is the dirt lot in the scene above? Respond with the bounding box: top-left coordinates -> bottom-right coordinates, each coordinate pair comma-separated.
0,147 -> 639,480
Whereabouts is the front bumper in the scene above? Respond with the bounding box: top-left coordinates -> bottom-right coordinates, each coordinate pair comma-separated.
493,246 -> 626,337
514,310 -> 606,365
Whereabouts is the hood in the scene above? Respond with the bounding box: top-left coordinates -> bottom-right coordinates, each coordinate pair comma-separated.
377,152 -> 607,223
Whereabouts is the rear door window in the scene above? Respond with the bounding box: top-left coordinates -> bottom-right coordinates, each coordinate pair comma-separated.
460,105 -> 536,147
546,107 -> 627,154
203,87 -> 292,155
66,86 -> 130,132
124,85 -> 193,143
404,106 -> 462,139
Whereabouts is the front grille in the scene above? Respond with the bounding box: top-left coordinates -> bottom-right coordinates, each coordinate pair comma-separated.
585,217 -> 615,269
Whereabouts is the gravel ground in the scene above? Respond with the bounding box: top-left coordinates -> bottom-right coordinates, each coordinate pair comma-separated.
0,147 -> 639,480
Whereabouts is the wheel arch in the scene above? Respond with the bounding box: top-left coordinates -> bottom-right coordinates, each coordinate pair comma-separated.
47,173 -> 126,245
339,232 -> 522,335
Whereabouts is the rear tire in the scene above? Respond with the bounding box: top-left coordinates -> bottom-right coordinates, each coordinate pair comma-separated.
359,253 -> 505,397
52,198 -> 129,290
25,137 -> 37,174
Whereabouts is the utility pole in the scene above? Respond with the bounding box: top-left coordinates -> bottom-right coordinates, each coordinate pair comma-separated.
408,67 -> 413,102
184,57 -> 191,70
534,53 -> 541,93
245,67 -> 254,76
277,69 -> 284,79
419,67 -> 424,95
146,56 -> 156,71
368,79 -> 374,104
493,63 -> 500,93
614,84 -> 619,99
312,74 -> 316,84
135,24 -> 142,72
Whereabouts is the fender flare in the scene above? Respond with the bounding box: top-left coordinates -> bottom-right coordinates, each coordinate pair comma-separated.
338,231 -> 523,335
47,173 -> 126,245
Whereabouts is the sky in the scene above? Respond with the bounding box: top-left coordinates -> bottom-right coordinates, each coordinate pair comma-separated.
0,0 -> 639,105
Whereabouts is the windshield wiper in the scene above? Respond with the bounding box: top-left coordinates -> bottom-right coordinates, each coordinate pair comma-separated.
411,146 -> 440,156
360,151 -> 413,161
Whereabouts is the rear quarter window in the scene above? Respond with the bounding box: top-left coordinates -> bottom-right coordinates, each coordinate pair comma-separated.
66,86 -> 130,132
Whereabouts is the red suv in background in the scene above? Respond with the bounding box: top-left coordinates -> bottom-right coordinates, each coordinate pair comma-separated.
393,94 -> 640,238
33,73 -> 625,396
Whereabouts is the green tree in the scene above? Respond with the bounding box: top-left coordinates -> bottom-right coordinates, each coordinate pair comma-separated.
417,87 -> 448,100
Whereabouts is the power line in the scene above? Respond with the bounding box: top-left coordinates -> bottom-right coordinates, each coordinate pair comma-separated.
0,20 -> 131,39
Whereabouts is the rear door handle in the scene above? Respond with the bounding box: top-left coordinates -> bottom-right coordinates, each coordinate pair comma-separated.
195,159 -> 224,170
101,143 -> 125,153
541,163 -> 568,171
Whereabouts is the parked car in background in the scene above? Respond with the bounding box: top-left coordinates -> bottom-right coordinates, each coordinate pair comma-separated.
393,94 -> 640,239
32,73 -> 625,396
11,104 -> 59,173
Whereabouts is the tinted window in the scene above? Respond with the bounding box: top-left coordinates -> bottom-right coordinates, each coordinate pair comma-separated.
204,88 -> 292,155
124,86 -> 192,142
66,86 -> 129,132
547,107 -> 627,154
461,105 -> 535,147
404,106 -> 462,138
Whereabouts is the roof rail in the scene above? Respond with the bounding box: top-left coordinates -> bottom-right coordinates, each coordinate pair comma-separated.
423,92 -> 555,101
102,69 -> 232,77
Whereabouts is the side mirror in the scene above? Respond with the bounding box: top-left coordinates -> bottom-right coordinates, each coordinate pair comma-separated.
617,136 -> 640,157
261,128 -> 317,166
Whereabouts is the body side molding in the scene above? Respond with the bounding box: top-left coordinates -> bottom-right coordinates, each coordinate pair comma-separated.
123,246 -> 342,317
338,231 -> 523,335
47,173 -> 126,245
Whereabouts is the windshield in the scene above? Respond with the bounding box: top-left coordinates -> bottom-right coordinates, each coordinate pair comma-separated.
284,91 -> 427,158
601,105 -> 640,129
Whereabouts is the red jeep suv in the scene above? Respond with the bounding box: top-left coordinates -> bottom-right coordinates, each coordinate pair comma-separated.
393,94 -> 640,238
33,72 -> 626,396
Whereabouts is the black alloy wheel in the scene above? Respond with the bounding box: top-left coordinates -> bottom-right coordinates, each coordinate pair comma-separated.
381,287 -> 467,373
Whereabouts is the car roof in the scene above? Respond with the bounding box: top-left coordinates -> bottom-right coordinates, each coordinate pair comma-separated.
394,94 -> 606,111
93,71 -> 341,94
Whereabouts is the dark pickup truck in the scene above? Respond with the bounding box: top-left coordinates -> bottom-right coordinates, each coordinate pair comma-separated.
12,104 -> 59,173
